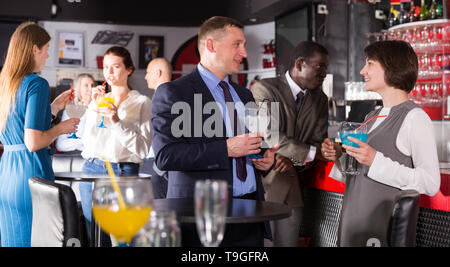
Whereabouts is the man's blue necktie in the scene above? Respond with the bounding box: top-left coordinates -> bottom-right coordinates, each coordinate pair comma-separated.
219,81 -> 247,181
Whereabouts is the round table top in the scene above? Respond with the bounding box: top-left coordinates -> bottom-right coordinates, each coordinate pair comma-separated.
153,198 -> 291,224
54,171 -> 151,182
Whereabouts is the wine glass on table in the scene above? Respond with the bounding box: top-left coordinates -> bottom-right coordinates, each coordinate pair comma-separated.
244,101 -> 270,159
65,99 -> 86,139
195,179 -> 228,247
92,179 -> 154,247
338,122 -> 368,176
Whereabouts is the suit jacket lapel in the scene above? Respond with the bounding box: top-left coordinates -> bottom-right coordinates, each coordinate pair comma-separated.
191,68 -> 228,139
192,68 -> 216,104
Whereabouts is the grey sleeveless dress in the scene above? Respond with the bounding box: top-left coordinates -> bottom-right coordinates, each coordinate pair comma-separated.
338,101 -> 419,247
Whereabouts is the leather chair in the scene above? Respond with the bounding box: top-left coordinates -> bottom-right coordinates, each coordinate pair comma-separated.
387,190 -> 420,247
29,177 -> 88,247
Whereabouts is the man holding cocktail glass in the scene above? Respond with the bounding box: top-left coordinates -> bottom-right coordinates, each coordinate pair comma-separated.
151,16 -> 279,247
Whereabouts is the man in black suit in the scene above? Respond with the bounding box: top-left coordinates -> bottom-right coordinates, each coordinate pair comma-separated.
151,16 -> 279,247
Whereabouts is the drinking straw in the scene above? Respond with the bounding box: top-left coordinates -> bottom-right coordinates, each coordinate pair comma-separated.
70,82 -> 74,103
104,161 -> 127,210
101,80 -> 107,87
355,115 -> 387,131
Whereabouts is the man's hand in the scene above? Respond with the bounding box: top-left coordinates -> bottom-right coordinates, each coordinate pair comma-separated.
273,155 -> 294,173
320,138 -> 342,162
251,144 -> 280,171
226,133 -> 263,157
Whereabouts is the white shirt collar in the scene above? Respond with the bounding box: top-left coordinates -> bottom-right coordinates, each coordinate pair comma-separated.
285,71 -> 307,100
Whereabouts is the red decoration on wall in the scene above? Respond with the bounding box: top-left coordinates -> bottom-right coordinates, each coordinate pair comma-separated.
171,35 -> 248,86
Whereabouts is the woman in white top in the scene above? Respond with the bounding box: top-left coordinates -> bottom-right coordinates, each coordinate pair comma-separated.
55,73 -> 95,152
79,46 -> 152,245
321,40 -> 440,247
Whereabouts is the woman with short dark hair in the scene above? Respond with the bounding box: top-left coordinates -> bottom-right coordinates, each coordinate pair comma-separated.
321,40 -> 440,247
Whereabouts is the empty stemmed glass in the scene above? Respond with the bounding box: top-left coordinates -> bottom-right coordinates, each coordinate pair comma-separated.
244,101 -> 270,159
65,99 -> 86,139
194,179 -> 228,247
92,179 -> 154,247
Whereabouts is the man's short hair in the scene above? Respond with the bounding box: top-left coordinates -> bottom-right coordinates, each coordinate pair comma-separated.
289,41 -> 328,70
364,40 -> 418,93
198,16 -> 243,53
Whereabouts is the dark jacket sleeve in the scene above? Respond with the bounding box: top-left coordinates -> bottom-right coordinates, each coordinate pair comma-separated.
151,80 -> 231,172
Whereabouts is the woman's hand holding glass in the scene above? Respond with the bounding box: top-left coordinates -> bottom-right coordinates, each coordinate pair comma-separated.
343,137 -> 376,167
91,85 -> 106,102
65,99 -> 86,139
51,90 -> 71,116
57,117 -> 80,135
97,100 -> 120,124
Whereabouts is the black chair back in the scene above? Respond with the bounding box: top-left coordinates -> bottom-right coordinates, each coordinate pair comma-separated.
387,190 -> 420,247
29,177 -> 88,247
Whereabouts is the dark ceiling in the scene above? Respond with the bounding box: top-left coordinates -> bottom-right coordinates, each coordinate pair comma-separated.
0,0 -> 314,26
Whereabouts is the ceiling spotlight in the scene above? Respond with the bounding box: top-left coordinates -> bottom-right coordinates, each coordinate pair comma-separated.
51,0 -> 60,18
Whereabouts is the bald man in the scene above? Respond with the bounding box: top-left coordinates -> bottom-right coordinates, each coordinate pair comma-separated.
141,57 -> 172,198
144,57 -> 173,98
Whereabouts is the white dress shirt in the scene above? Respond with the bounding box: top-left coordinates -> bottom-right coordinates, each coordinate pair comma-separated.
81,90 -> 152,164
285,71 -> 317,164
329,107 -> 441,196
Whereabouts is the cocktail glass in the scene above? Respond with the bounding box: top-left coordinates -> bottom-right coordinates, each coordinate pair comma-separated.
65,100 -> 86,139
97,97 -> 115,128
338,122 -> 368,176
92,179 -> 154,246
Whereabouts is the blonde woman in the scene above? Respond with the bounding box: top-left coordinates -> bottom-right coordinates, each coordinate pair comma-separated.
0,22 -> 79,247
56,73 -> 96,152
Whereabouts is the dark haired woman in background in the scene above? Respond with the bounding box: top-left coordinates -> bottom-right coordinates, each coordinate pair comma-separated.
79,46 -> 152,244
321,40 -> 440,247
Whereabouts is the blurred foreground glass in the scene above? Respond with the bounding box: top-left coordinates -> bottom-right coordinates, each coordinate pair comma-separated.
195,179 -> 228,247
92,179 -> 154,246
338,122 -> 368,176
132,210 -> 181,247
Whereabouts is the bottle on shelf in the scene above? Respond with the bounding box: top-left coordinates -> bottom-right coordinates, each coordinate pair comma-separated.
409,0 -> 418,22
389,7 -> 399,27
436,3 -> 443,18
419,0 -> 429,21
399,2 -> 409,25
429,0 -> 438,20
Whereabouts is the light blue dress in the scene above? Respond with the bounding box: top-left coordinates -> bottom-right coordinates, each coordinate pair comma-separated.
0,74 -> 54,247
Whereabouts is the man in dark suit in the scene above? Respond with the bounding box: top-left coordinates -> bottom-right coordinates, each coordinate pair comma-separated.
151,16 -> 279,247
250,41 -> 329,246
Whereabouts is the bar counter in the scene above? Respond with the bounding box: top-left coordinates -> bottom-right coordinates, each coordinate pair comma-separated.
300,160 -> 450,247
